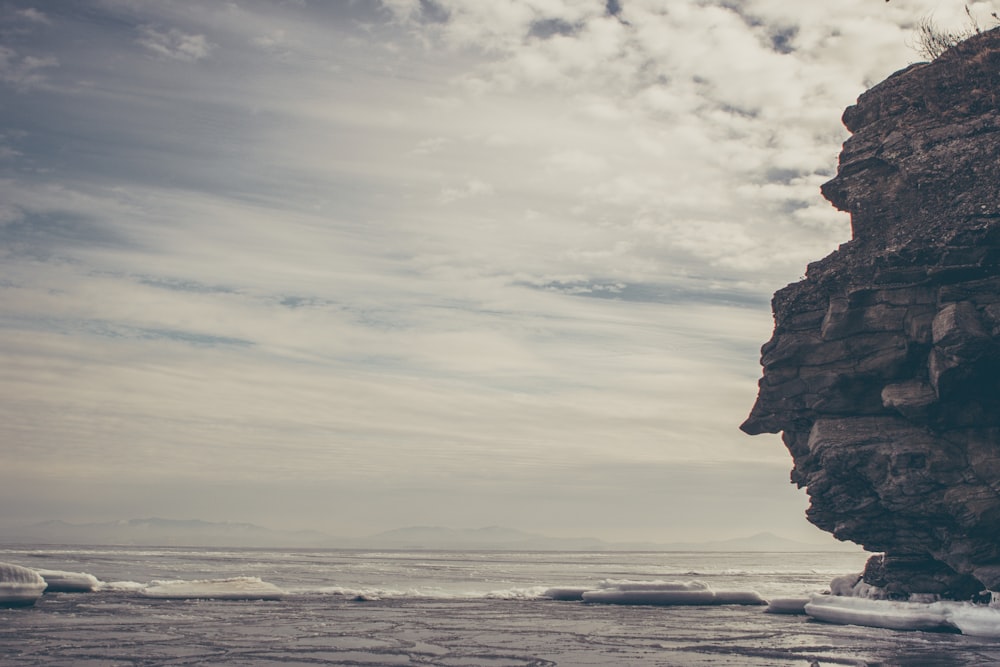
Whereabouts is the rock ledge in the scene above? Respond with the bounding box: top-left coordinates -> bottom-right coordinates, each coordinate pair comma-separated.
742,28 -> 1000,598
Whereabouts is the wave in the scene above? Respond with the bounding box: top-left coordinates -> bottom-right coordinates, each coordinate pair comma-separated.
286,584 -> 553,601
32,569 -> 558,602
11,564 -> 819,604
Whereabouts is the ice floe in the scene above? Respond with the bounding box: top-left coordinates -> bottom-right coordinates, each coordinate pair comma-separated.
805,594 -> 953,632
0,562 -> 47,607
578,580 -> 765,606
34,569 -> 101,593
541,587 -> 591,601
141,577 -> 284,600
764,597 -> 810,614
805,593 -> 1000,637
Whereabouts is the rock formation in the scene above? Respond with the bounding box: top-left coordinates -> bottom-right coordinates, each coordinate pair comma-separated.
742,28 -> 1000,599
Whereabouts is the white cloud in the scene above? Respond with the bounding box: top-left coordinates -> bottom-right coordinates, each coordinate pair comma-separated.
13,7 -> 50,24
136,25 -> 214,62
410,136 -> 450,155
543,148 -> 607,173
0,142 -> 22,160
0,45 -> 58,88
439,178 -> 494,203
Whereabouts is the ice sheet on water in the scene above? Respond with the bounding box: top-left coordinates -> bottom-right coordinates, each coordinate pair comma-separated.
34,569 -> 101,593
0,562 -> 47,607
141,577 -> 284,600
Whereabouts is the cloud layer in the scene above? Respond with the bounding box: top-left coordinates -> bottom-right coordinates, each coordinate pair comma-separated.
0,0 -> 987,541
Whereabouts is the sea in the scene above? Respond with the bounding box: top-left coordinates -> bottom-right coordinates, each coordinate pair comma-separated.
2,545 -> 1000,666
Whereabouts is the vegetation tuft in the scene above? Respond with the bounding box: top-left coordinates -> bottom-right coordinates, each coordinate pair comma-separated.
913,5 -> 999,60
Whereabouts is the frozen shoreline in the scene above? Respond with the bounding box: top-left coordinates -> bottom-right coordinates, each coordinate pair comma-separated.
5,545 -> 1000,665
6,556 -> 1000,639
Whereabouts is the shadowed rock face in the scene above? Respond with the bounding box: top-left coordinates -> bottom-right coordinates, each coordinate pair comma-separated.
742,28 -> 1000,598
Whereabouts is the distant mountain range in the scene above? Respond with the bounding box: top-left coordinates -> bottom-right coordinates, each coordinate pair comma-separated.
0,518 -> 862,552
3,518 -> 334,549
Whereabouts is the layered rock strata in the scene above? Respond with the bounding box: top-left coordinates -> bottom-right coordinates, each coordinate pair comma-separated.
742,28 -> 1000,598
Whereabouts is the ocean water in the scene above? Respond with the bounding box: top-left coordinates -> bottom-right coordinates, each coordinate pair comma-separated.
2,546 -> 1000,666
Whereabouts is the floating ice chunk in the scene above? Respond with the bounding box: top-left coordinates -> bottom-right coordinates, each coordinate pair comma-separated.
765,597 -> 810,614
714,590 -> 768,605
0,562 -> 47,607
34,569 -> 101,593
582,580 -> 765,606
804,594 -> 953,632
941,604 -> 1000,638
141,577 -> 284,600
541,587 -> 591,601
583,588 -> 717,605
805,590 -> 1000,637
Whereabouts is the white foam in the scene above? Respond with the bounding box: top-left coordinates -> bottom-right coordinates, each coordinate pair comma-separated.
484,586 -> 549,600
34,569 -> 101,593
141,577 -> 284,600
0,562 -> 47,607
308,585 -> 450,600
101,580 -> 148,593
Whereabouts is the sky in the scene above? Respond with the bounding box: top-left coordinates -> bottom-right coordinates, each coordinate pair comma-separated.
0,0 -> 989,545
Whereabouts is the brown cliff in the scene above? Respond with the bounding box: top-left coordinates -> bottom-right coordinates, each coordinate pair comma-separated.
742,28 -> 1000,599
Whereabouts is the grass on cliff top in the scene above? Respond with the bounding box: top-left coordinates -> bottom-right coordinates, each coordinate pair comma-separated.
915,6 -> 999,60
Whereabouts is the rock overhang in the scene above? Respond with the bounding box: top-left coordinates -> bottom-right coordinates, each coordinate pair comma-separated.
742,27 -> 1000,598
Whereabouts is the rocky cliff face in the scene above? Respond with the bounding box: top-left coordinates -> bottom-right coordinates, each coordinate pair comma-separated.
742,28 -> 1000,599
